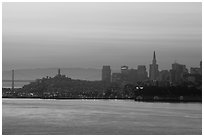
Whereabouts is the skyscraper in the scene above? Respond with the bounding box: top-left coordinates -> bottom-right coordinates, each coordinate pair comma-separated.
170,63 -> 188,84
137,65 -> 148,81
121,65 -> 130,82
102,66 -> 111,83
149,51 -> 159,81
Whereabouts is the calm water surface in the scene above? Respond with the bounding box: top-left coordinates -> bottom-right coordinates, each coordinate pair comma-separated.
3,81 -> 29,88
2,99 -> 202,135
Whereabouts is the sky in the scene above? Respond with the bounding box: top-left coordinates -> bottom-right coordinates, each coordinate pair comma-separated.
2,2 -> 202,71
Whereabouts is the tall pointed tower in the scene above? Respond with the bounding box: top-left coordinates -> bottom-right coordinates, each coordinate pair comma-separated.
153,51 -> 156,64
149,51 -> 159,81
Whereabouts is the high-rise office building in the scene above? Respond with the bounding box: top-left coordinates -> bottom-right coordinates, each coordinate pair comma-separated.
128,69 -> 137,83
121,65 -> 129,82
137,65 -> 148,81
102,66 -> 111,83
149,51 -> 159,81
170,63 -> 188,83
158,70 -> 170,81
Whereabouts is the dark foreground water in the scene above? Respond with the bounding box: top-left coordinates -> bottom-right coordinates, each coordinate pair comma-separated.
2,99 -> 202,135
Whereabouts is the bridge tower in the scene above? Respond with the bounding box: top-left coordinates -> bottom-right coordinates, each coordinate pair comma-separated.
12,69 -> 14,92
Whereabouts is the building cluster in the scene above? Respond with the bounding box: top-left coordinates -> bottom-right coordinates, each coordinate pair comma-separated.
102,51 -> 202,87
2,58 -> 202,100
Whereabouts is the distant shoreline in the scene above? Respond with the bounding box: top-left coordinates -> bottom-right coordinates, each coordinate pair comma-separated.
2,97 -> 202,103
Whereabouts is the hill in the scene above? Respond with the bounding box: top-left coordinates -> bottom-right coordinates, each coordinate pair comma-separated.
2,68 -> 102,81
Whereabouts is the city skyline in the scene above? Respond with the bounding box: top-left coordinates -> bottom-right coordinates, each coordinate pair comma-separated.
3,2 -> 202,71
2,50 -> 202,72
2,51 -> 202,82
2,3 -> 202,134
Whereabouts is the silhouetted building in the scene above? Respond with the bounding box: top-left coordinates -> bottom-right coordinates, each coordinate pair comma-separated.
200,61 -> 202,75
190,62 -> 202,75
54,68 -> 67,79
186,62 -> 202,85
158,70 -> 170,86
186,75 -> 196,83
112,73 -> 121,83
190,68 -> 201,75
128,69 -> 137,83
58,68 -> 61,76
185,73 -> 202,85
185,73 -> 201,83
137,65 -> 148,81
200,61 -> 202,69
121,65 -> 129,82
158,70 -> 170,82
102,66 -> 111,83
121,65 -> 129,74
149,51 -> 159,81
170,63 -> 188,84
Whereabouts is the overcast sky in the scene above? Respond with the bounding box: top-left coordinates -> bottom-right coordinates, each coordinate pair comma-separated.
2,2 -> 202,71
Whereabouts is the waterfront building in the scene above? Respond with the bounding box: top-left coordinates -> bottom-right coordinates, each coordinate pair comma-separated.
149,51 -> 159,81
102,66 -> 111,83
